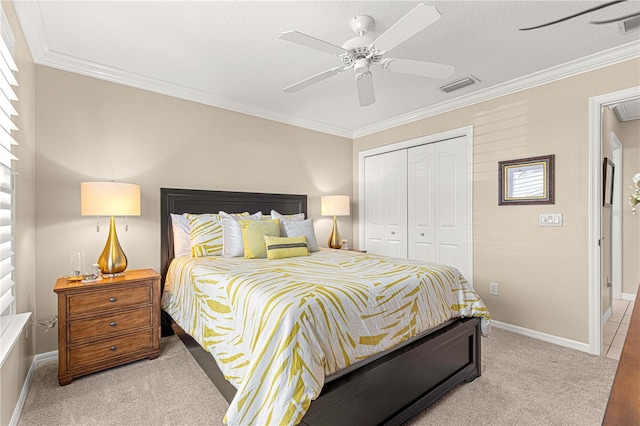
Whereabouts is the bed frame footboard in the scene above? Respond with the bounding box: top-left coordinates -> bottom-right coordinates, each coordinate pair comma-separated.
300,317 -> 481,426
170,314 -> 481,426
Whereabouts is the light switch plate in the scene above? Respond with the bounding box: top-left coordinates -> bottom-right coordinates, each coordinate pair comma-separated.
539,213 -> 563,227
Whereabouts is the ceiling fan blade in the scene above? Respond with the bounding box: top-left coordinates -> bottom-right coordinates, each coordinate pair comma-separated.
382,58 -> 454,79
283,66 -> 345,93
279,30 -> 347,56
356,72 -> 375,106
591,11 -> 640,24
370,4 -> 441,53
519,0 -> 626,30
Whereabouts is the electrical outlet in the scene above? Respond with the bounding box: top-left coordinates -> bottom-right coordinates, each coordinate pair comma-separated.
489,282 -> 499,296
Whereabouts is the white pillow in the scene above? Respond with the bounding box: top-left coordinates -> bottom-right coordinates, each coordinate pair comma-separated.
220,211 -> 262,257
283,218 -> 319,252
171,214 -> 191,257
271,210 -> 304,236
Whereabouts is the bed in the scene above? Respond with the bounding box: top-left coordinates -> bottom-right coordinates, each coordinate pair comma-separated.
160,188 -> 489,426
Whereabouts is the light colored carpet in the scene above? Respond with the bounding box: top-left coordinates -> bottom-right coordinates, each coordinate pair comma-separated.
18,328 -> 617,426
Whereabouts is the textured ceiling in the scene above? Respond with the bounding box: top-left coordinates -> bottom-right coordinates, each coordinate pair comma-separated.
14,1 -> 640,137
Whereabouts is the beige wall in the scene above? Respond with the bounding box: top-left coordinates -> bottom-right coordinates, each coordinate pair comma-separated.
0,1 -> 36,425
34,66 -> 353,353
353,59 -> 640,344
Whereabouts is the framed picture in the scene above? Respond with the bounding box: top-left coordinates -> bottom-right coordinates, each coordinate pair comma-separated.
603,157 -> 614,206
498,155 -> 554,205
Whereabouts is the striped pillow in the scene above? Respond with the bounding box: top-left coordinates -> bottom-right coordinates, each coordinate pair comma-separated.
240,219 -> 280,259
186,213 -> 225,257
264,235 -> 310,259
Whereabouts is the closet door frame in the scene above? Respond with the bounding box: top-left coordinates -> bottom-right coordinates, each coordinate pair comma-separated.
358,125 -> 474,286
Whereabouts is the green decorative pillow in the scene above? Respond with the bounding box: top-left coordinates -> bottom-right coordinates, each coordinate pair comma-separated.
240,219 -> 280,259
264,235 -> 310,260
187,212 -> 249,257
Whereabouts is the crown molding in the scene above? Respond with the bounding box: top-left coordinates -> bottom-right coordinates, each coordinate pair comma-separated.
36,50 -> 353,139
12,1 -> 352,139
353,41 -> 640,139
13,1 -> 48,61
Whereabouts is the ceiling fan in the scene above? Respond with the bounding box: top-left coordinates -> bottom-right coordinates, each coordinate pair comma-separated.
278,4 -> 455,107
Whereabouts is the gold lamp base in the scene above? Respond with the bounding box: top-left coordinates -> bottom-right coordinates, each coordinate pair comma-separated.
328,215 -> 342,249
98,216 -> 128,277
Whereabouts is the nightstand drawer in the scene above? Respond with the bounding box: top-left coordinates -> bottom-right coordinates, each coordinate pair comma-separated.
68,330 -> 154,368
68,306 -> 153,344
67,284 -> 152,317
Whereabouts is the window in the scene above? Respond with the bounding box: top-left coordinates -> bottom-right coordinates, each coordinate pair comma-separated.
0,10 -> 18,338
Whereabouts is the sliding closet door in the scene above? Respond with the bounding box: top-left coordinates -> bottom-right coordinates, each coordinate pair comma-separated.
408,137 -> 470,279
363,150 -> 408,258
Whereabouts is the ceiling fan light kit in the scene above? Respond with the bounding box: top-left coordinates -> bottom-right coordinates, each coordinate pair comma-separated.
278,3 -> 455,106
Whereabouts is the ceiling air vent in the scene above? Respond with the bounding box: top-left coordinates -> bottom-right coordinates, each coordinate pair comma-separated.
440,76 -> 480,93
619,15 -> 640,34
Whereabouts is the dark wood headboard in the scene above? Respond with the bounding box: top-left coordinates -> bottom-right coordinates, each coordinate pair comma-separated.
160,188 -> 307,282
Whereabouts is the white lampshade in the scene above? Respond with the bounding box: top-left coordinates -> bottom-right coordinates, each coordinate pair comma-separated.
321,195 -> 350,217
81,182 -> 141,216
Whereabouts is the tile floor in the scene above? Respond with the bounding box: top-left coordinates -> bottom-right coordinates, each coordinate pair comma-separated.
603,299 -> 634,360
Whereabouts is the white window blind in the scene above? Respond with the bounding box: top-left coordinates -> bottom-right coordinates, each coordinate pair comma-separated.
0,18 -> 18,338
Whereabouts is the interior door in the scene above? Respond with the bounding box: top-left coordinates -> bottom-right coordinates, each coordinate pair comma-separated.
364,150 -> 407,258
408,144 -> 435,261
364,154 -> 385,255
408,137 -> 470,279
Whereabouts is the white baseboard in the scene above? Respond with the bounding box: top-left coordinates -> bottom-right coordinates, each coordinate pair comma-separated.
622,292 -> 637,302
9,350 -> 58,426
491,320 -> 590,353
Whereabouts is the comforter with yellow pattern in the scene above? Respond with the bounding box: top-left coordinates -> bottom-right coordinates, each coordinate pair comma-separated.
162,249 -> 490,426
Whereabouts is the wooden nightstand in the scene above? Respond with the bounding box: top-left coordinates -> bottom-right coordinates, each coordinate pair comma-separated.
54,268 -> 161,385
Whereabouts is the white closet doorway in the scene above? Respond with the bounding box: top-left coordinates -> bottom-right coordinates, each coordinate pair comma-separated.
358,126 -> 474,284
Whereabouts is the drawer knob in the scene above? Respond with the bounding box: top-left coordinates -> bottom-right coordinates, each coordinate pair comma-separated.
391,231 -> 396,235
110,345 -> 117,351
110,321 -> 117,327
109,297 -> 117,302
420,233 -> 425,237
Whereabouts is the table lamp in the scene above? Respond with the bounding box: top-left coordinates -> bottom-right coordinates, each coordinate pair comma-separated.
81,182 -> 141,276
321,195 -> 350,249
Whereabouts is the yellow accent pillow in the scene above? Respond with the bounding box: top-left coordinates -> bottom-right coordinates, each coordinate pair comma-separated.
240,219 -> 280,259
264,235 -> 310,260
187,212 -> 249,257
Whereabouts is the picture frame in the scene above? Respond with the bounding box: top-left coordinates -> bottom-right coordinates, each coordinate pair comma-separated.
603,157 -> 614,206
498,155 -> 554,205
